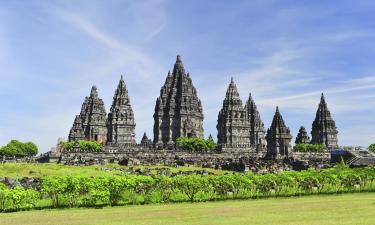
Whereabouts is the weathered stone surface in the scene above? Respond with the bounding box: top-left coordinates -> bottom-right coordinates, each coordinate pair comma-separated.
245,93 -> 266,149
107,76 -> 136,144
153,55 -> 204,148
295,126 -> 310,144
311,93 -> 338,148
68,116 -> 85,141
266,107 -> 292,159
69,86 -> 107,143
217,78 -> 251,151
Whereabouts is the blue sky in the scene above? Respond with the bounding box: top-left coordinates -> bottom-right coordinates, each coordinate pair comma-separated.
1,0 -> 375,152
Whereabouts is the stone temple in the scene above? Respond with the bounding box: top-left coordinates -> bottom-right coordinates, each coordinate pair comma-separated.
106,75 -> 136,145
69,86 -> 107,143
62,55 -> 342,167
153,55 -> 204,148
295,126 -> 310,144
311,94 -> 338,148
265,107 -> 292,159
216,78 -> 252,152
245,93 -> 266,150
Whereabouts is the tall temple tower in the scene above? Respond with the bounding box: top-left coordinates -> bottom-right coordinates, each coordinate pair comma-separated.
217,78 -> 251,149
107,76 -> 136,144
295,126 -> 310,144
311,93 -> 338,148
68,86 -> 107,143
266,107 -> 292,159
153,55 -> 204,148
244,93 -> 266,148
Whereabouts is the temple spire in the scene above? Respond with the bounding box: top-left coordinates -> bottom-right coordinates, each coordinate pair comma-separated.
295,126 -> 310,144
90,85 -> 98,98
217,79 -> 251,149
69,85 -> 107,143
245,92 -> 266,148
107,76 -> 136,144
153,55 -> 204,148
311,94 -> 338,148
266,107 -> 292,159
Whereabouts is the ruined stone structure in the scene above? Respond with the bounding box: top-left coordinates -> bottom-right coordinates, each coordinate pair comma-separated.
140,132 -> 152,148
311,93 -> 338,148
217,78 -> 252,151
69,86 -> 107,143
107,76 -> 136,144
62,55 -> 345,168
266,107 -> 292,159
295,126 -> 310,144
245,93 -> 266,149
153,55 -> 204,148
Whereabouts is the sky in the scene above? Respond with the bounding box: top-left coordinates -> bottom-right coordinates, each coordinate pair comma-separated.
1,0 -> 375,153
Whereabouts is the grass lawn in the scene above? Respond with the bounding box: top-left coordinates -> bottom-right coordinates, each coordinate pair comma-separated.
0,163 -> 225,178
1,193 -> 374,225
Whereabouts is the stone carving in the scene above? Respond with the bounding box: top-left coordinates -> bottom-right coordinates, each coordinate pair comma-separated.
217,78 -> 251,149
245,93 -> 266,149
295,126 -> 310,144
266,107 -> 292,159
69,86 -> 107,143
311,93 -> 338,148
153,55 -> 204,148
107,76 -> 136,144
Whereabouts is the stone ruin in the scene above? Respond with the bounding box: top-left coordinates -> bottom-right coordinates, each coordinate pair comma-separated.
43,55 -> 343,171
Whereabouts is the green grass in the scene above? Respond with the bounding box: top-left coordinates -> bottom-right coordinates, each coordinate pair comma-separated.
1,193 -> 374,225
0,163 -> 226,178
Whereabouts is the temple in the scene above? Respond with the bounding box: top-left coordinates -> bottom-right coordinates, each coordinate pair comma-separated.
311,93 -> 338,148
216,78 -> 252,151
295,126 -> 310,144
265,107 -> 292,159
68,86 -> 107,143
107,76 -> 136,145
245,93 -> 266,149
153,55 -> 204,148
61,55 -> 344,167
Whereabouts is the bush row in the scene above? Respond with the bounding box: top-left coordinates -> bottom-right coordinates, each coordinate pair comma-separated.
1,165 -> 375,212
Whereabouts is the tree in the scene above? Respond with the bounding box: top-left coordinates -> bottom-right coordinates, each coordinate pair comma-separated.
24,142 -> 38,156
0,140 -> 38,157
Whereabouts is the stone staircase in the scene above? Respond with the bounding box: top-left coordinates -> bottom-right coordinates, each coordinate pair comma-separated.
346,149 -> 375,166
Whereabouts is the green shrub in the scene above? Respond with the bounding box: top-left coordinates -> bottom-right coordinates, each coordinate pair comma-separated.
293,143 -> 326,152
60,140 -> 103,152
176,136 -> 217,152
2,166 -> 375,212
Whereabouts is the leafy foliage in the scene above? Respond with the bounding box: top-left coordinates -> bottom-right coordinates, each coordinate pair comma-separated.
2,166 -> 375,212
369,143 -> 375,153
60,140 -> 103,152
293,143 -> 326,152
176,136 -> 217,152
0,140 -> 38,157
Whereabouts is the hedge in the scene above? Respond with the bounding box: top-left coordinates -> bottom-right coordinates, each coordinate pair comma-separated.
1,165 -> 375,212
